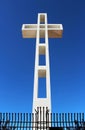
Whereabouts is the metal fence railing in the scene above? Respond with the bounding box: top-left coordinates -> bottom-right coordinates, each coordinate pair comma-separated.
0,108 -> 85,130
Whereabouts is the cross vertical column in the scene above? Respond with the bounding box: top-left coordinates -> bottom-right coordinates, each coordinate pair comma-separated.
33,13 -> 51,114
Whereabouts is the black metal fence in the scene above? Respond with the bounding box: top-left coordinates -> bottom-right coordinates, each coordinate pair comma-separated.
0,109 -> 85,130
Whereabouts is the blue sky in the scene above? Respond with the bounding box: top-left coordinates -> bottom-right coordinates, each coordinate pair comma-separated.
0,0 -> 85,113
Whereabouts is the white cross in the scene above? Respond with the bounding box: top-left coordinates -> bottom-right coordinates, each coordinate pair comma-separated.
22,13 -> 63,128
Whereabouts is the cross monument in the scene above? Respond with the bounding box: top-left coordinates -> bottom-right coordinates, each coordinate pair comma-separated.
22,13 -> 63,126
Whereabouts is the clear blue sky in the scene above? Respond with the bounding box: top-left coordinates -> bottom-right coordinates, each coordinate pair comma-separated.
0,0 -> 85,113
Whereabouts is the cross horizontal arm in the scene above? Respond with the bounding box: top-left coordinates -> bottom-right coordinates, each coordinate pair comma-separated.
22,24 -> 63,38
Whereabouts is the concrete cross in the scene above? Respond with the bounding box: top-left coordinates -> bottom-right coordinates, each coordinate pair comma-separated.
22,13 -> 63,127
